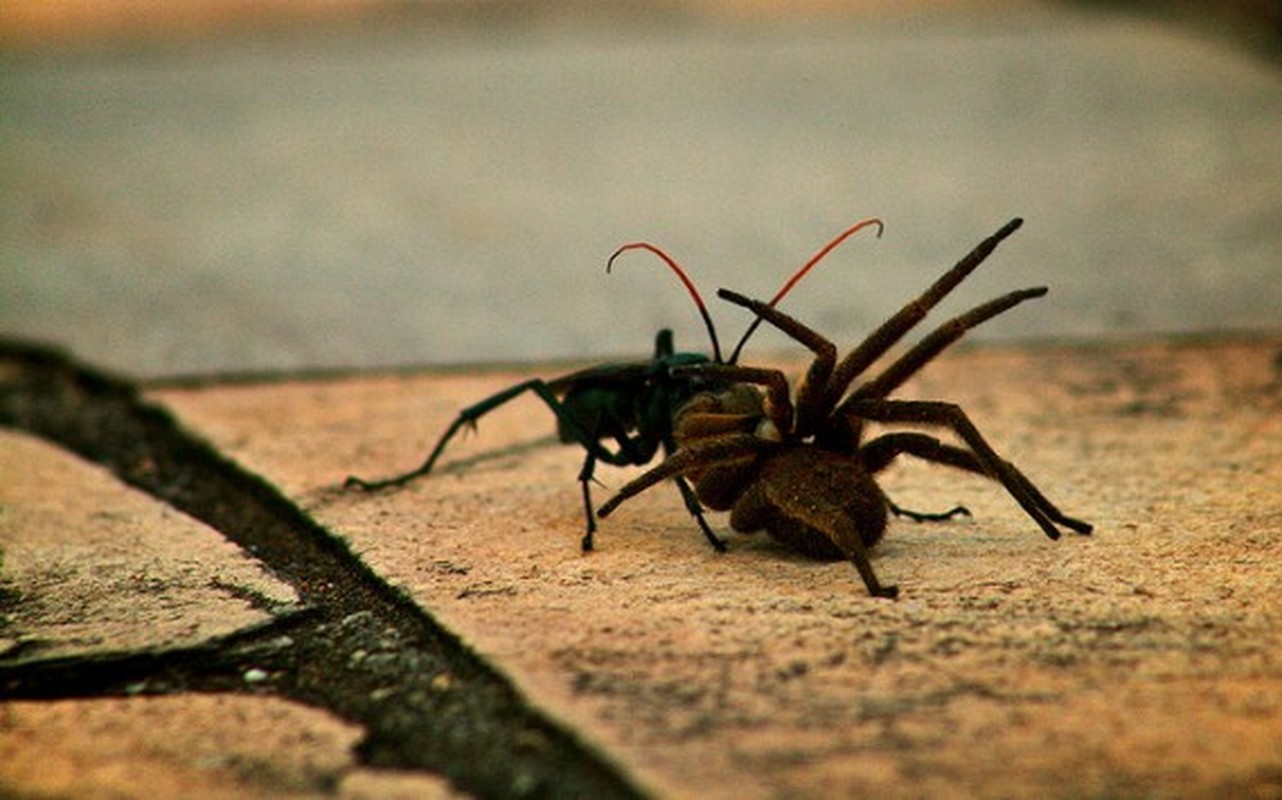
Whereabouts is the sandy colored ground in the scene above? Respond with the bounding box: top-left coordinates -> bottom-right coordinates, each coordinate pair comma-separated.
148,335 -> 1282,798
0,428 -> 298,661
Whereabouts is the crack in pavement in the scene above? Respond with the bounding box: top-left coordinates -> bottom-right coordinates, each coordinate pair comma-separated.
0,338 -> 648,800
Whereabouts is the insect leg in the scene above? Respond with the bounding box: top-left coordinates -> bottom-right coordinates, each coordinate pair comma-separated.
850,403 -> 1093,538
673,476 -> 727,552
577,451 -> 600,551
661,435 -> 727,552
579,434 -> 728,553
345,378 -> 613,492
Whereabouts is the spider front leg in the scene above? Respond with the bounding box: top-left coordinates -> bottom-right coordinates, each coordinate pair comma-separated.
580,429 -> 727,552
596,434 -> 777,520
716,289 -> 838,438
847,400 -> 1093,539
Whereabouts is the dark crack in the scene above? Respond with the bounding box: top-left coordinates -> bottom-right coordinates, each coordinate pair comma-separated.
0,337 -> 648,800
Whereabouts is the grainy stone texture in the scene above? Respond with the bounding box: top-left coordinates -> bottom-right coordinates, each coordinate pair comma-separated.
0,694 -> 364,799
154,336 -> 1282,798
0,428 -> 298,661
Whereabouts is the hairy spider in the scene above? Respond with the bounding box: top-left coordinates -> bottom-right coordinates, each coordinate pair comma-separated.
346,217 -> 885,553
597,218 -> 1093,598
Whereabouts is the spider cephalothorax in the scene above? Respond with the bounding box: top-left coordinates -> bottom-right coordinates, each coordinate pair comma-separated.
597,218 -> 1093,598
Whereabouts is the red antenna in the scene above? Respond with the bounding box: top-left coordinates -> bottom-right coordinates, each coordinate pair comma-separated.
608,242 -> 723,364
727,216 -> 884,364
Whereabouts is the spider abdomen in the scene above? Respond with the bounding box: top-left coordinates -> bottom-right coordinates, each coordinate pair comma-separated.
727,446 -> 889,560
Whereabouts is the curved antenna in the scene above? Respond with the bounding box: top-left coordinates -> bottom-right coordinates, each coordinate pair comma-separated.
608,242 -> 723,363
727,216 -> 883,364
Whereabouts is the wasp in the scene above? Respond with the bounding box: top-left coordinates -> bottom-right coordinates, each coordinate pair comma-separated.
344,219 -> 886,552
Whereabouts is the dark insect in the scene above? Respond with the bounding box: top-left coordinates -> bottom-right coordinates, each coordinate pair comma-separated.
344,219 -> 886,553
597,218 -> 1094,598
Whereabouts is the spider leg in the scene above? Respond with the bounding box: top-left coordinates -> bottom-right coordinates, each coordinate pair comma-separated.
577,431 -> 702,552
824,218 -> 1025,407
841,286 -> 1046,409
888,500 -> 972,522
848,401 -> 1093,539
868,432 -> 973,521
715,290 -> 837,438
585,422 -> 731,553
863,431 -> 1091,533
597,434 -> 775,519
579,424 -> 682,551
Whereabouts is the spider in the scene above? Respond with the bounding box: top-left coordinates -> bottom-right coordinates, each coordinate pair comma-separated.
597,218 -> 1093,598
346,218 -> 886,552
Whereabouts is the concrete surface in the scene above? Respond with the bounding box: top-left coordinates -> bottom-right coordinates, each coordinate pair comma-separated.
0,427 -> 299,661
0,691 -> 463,798
147,335 -> 1282,798
0,695 -> 364,799
2,3 -> 1280,376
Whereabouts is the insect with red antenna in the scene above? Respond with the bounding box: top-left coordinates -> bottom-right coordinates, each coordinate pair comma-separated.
597,218 -> 1093,598
345,218 -> 886,553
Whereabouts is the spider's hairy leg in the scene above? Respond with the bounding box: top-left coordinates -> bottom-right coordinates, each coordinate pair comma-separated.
823,218 -> 1025,407
864,432 -> 1090,532
848,399 -> 1093,539
596,434 -> 774,519
715,289 -> 839,437
844,286 -> 1046,406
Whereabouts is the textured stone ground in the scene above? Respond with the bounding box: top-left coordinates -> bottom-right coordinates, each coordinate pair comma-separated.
3,334 -> 1282,797
148,335 -> 1282,798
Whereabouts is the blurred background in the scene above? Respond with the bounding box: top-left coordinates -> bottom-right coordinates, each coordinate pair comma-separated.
2,1 -> 1279,377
